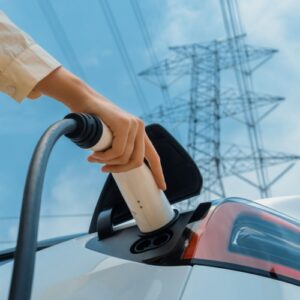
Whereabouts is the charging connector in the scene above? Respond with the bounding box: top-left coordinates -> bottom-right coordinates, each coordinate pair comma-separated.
64,113 -> 176,234
9,113 -> 176,300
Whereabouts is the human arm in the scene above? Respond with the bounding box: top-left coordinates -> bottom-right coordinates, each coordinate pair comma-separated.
34,67 -> 167,190
0,11 -> 60,101
0,11 -> 166,190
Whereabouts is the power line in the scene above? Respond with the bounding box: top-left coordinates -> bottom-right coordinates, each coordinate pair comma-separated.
220,0 -> 270,196
98,0 -> 150,113
130,0 -> 181,140
40,0 -> 150,114
130,0 -> 169,100
38,0 -> 87,80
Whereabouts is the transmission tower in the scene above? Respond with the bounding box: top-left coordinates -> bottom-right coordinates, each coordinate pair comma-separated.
139,3 -> 300,201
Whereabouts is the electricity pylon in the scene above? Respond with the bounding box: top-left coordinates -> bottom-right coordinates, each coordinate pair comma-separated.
139,35 -> 300,201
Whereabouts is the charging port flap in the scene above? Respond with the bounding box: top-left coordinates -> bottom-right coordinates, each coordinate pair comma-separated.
89,124 -> 202,236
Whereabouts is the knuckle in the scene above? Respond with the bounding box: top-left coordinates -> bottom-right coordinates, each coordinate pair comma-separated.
129,118 -> 140,132
133,159 -> 143,168
113,148 -> 123,157
120,117 -> 131,129
120,156 -> 130,164
137,118 -> 145,129
153,152 -> 161,163
131,118 -> 139,128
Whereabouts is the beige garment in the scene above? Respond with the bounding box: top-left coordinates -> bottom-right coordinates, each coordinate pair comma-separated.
0,11 -> 61,102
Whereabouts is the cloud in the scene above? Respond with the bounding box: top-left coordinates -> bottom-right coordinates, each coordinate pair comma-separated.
149,0 -> 300,199
152,0 -> 222,54
239,0 -> 300,77
81,49 -> 113,68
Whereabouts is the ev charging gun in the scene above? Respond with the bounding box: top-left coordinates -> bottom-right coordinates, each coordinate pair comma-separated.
64,113 -> 175,234
9,112 -> 179,300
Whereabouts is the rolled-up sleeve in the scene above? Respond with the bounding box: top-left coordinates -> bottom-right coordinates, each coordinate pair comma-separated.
0,11 -> 61,102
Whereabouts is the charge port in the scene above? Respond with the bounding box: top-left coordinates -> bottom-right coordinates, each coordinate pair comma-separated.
131,231 -> 173,254
134,239 -> 152,252
153,233 -> 171,246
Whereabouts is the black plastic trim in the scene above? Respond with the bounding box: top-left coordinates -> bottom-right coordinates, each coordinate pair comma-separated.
86,211 -> 194,264
86,201 -> 210,264
0,234 -> 86,264
97,208 -> 114,240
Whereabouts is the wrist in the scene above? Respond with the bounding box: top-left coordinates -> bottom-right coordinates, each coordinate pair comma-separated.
34,67 -> 101,111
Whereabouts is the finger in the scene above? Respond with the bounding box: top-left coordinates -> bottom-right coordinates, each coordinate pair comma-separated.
103,135 -> 167,191
102,122 -> 145,172
87,153 -> 105,163
90,121 -> 130,162
87,156 -> 102,163
144,135 -> 166,191
102,120 -> 138,165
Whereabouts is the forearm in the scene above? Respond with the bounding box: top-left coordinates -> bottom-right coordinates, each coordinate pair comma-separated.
33,66 -> 102,112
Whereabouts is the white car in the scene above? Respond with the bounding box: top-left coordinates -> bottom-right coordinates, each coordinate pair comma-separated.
0,118 -> 299,300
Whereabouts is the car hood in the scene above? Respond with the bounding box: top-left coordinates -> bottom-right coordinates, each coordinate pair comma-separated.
0,234 -> 191,300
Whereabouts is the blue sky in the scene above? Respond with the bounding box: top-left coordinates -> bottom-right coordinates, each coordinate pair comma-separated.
1,0 -> 300,249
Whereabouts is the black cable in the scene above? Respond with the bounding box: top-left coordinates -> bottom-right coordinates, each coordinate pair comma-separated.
8,119 -> 77,300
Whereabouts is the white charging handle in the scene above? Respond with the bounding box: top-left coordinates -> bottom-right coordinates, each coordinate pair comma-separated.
90,119 -> 175,233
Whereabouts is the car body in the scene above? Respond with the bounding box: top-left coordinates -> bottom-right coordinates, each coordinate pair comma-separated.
1,195 -> 299,300
1,123 -> 299,299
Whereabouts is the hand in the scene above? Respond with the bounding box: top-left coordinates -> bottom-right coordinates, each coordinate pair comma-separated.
85,98 -> 166,190
34,67 -> 167,190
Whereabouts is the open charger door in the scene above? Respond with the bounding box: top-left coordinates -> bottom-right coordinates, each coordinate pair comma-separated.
89,124 -> 202,234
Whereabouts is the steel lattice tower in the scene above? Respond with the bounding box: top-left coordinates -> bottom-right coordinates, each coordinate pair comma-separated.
139,34 -> 300,201
39,0 -> 300,202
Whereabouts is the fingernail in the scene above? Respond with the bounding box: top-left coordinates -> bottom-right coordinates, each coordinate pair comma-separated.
88,157 -> 97,162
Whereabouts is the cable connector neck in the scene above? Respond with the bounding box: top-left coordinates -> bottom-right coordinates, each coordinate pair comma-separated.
64,113 -> 103,149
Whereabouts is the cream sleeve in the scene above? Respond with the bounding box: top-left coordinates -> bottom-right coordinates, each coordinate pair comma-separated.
0,11 -> 61,102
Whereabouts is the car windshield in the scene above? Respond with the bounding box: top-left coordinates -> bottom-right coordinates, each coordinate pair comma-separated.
181,198 -> 300,286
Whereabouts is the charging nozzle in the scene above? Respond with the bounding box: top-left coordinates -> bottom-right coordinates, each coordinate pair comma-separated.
64,113 -> 176,234
64,113 -> 103,148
